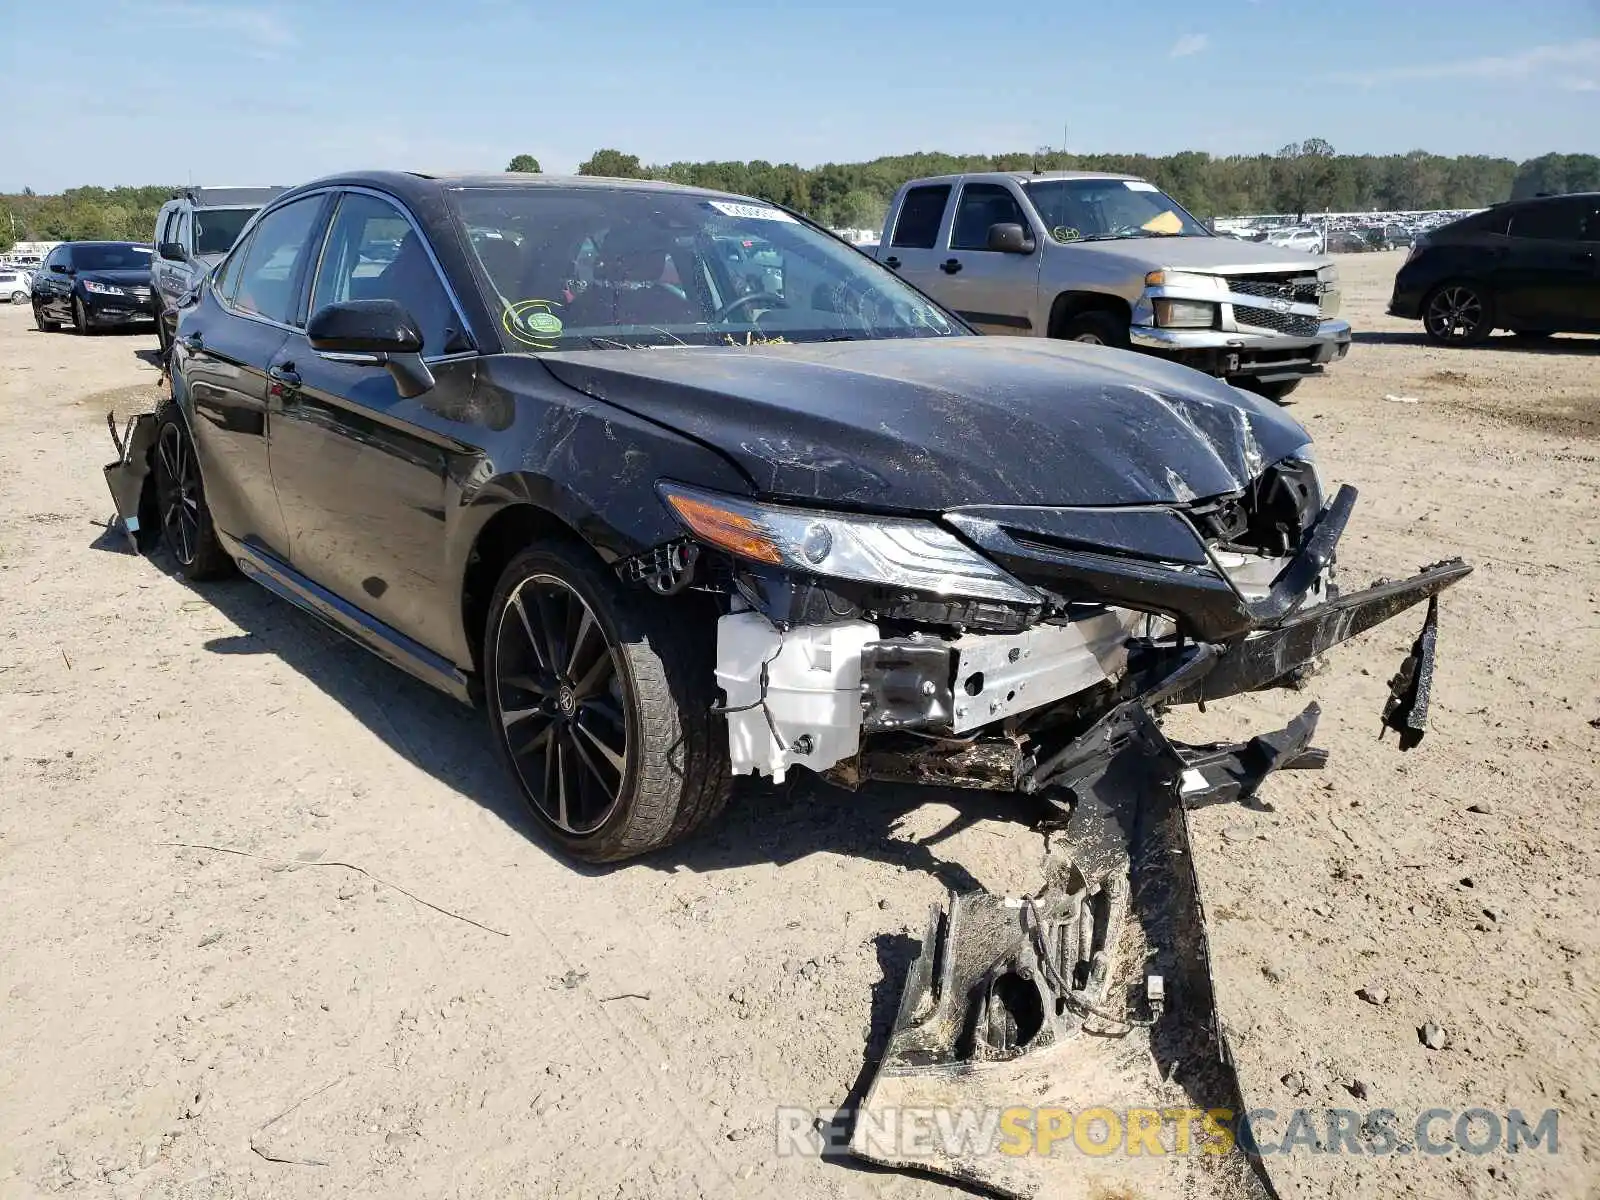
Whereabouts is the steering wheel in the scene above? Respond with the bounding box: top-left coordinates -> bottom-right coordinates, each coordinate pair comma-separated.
711,291 -> 787,324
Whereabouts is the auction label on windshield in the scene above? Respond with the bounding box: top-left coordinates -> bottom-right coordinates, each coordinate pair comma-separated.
1124,181 -> 1160,192
706,200 -> 796,222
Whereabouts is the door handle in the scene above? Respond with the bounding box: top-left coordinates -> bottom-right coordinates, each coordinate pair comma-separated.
940,258 -> 963,274
882,255 -> 901,270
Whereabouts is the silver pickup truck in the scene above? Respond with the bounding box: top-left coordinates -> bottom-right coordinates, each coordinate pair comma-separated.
873,170 -> 1351,401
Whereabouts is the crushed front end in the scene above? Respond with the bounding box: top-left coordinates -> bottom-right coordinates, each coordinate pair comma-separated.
624,453 -> 1468,1196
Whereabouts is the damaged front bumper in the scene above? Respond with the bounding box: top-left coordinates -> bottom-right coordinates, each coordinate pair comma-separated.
849,701 -> 1325,1198
102,410 -> 159,552
711,479 -> 1469,790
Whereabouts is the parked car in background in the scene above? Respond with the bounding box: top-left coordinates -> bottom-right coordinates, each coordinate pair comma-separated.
32,242 -> 157,333
100,171 -> 1461,864
1324,229 -> 1370,254
1389,192 -> 1600,344
152,185 -> 286,353
0,266 -> 31,303
873,171 -> 1349,402
1265,227 -> 1326,255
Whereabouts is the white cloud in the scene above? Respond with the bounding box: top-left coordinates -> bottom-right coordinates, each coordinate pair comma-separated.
138,3 -> 295,50
1338,39 -> 1600,87
1169,33 -> 1209,59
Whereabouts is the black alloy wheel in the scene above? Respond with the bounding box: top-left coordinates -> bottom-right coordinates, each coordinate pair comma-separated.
151,405 -> 233,580
1422,283 -> 1493,345
34,303 -> 58,332
495,572 -> 629,837
484,545 -> 729,862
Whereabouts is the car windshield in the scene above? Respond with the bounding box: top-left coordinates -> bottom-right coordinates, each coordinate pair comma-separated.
193,207 -> 257,256
448,186 -> 960,350
1022,178 -> 1210,244
70,244 -> 153,272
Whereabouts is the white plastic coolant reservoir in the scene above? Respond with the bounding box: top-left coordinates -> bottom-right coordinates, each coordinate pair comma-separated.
714,612 -> 880,782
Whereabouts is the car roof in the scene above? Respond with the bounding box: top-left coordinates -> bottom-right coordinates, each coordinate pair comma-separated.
897,170 -> 1148,188
273,170 -> 768,210
61,241 -> 152,248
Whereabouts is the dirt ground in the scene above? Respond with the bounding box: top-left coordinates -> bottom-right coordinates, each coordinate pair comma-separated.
0,251 -> 1596,1200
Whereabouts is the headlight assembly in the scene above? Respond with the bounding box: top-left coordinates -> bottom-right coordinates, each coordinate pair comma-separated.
1153,298 -> 1217,328
81,280 -> 126,296
657,482 -> 1041,604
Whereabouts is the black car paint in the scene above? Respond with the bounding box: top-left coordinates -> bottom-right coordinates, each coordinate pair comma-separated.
539,337 -> 1309,510
147,171 -> 1372,706
1389,194 -> 1600,331
32,242 -> 158,328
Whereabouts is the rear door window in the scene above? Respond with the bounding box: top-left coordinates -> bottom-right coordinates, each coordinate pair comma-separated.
231,196 -> 326,325
891,185 -> 951,249
1508,201 -> 1583,242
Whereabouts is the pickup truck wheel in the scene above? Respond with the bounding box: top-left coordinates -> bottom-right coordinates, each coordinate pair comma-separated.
1422,283 -> 1493,346
485,545 -> 730,863
1057,311 -> 1130,349
152,402 -> 234,581
1239,378 -> 1301,404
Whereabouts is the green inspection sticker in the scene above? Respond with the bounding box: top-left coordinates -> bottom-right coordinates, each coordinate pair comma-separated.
523,310 -> 562,337
504,300 -> 564,347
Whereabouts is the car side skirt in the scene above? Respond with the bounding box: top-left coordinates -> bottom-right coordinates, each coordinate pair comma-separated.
222,533 -> 474,705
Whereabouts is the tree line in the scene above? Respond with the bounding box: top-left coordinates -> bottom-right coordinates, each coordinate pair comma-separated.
3,149 -> 1595,252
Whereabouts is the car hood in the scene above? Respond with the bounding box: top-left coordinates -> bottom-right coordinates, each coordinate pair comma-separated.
78,269 -> 153,287
538,337 -> 1311,509
1069,235 -> 1330,275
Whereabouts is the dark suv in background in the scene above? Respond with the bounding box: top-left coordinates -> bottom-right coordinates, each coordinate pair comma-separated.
32,242 -> 157,333
1389,193 -> 1600,344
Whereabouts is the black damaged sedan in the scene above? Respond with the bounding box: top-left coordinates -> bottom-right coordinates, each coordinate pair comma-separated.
104,172 -> 1468,862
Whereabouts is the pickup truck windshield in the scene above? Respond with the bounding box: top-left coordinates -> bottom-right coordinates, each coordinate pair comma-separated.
450,187 -> 959,350
1023,179 -> 1210,243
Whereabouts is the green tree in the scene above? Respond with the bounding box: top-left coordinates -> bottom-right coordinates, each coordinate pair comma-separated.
1511,153 -> 1600,199
0,207 -> 13,254
505,154 -> 541,173
577,149 -> 643,178
1272,139 -> 1338,220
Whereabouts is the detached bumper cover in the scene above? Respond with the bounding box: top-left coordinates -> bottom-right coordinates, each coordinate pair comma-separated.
103,411 -> 159,551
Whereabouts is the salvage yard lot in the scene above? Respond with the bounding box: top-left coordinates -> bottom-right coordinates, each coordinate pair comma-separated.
0,250 -> 1596,1199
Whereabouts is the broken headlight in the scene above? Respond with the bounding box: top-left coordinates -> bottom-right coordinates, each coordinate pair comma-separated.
657,482 -> 1041,604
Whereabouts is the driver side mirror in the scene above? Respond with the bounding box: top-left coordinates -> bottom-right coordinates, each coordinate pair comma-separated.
986,223 -> 1036,254
158,241 -> 186,262
307,299 -> 435,398
50,262 -> 72,275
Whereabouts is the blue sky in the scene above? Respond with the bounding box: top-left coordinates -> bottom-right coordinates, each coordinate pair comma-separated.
1,0 -> 1596,192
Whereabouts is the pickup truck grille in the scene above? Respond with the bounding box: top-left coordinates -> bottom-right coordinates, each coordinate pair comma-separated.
1227,275 -> 1321,306
1232,305 -> 1321,337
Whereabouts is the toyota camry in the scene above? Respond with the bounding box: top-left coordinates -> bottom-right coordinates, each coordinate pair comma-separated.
103,172 -> 1468,863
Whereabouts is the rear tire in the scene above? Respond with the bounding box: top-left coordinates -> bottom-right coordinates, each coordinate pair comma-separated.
1238,378 -> 1301,404
152,401 -> 234,581
1422,282 -> 1493,346
1057,310 -> 1130,349
484,544 -> 730,863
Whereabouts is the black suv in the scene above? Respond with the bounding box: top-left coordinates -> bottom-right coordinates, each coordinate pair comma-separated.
1389,193 -> 1600,344
32,241 -> 157,333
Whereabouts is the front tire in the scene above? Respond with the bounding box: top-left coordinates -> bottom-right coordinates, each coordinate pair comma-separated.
1057,310 -> 1131,348
1422,282 -> 1494,345
152,402 -> 234,580
33,304 -> 59,332
72,296 -> 92,335
1238,378 -> 1301,404
484,545 -> 730,863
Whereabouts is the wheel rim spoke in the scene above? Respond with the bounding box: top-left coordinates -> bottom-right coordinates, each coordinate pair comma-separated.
496,574 -> 627,836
